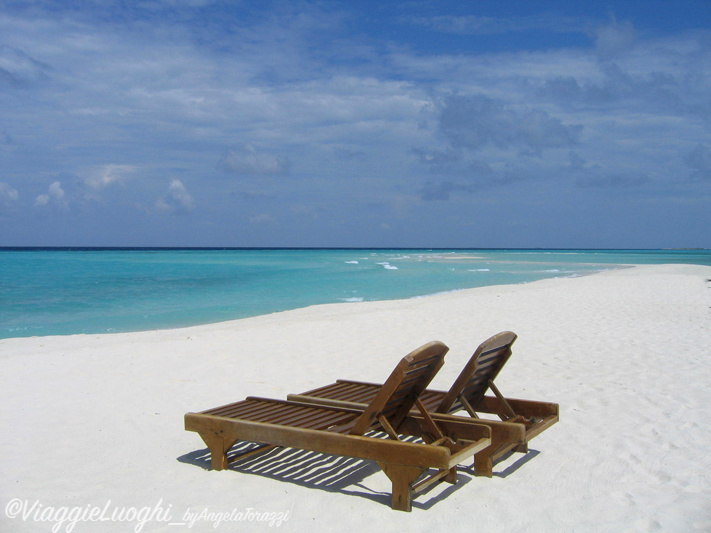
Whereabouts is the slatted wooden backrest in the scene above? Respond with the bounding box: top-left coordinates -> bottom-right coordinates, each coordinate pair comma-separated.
435,331 -> 517,414
349,341 -> 448,436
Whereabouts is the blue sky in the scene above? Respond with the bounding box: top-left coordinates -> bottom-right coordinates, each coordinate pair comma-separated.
1,0 -> 710,248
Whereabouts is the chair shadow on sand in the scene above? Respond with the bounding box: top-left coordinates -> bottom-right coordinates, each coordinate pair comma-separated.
177,438 -> 540,510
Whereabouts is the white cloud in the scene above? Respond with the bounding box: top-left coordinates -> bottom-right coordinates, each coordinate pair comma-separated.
35,181 -> 66,208
84,164 -> 135,190
0,182 -> 19,205
49,181 -> 64,199
155,179 -> 195,213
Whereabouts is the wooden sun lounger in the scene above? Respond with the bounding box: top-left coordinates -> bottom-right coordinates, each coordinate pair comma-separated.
185,341 -> 492,511
288,332 -> 559,477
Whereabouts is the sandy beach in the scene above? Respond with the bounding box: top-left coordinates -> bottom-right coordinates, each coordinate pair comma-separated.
1,263 -> 710,532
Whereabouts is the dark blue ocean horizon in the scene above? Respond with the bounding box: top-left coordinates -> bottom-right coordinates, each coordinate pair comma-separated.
1,248 -> 710,339
2,246 -> 709,252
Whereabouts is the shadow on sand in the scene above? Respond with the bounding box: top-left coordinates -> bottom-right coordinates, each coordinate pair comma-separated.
178,440 -> 539,510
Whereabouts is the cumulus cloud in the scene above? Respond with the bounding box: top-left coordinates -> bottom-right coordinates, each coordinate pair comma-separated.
35,181 -> 67,208
84,164 -> 135,190
437,94 -> 582,153
218,143 -> 291,176
0,182 -> 19,206
155,179 -> 195,213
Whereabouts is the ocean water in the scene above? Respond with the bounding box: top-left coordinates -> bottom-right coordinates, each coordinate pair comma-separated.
1,248 -> 709,339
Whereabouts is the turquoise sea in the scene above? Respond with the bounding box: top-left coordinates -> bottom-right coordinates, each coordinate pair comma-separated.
1,248 -> 709,339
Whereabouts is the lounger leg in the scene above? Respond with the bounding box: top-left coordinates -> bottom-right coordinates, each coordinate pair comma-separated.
444,466 -> 457,484
513,442 -> 529,454
470,420 -> 527,477
379,463 -> 425,512
474,450 -> 493,478
199,433 -> 237,471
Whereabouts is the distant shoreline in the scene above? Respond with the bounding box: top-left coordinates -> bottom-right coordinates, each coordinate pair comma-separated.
2,249 -> 711,340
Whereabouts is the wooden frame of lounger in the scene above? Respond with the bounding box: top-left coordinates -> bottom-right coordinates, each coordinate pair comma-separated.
288,331 -> 559,477
185,341 -> 492,512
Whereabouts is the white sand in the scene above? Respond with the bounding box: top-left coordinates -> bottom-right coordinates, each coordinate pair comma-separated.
1,264 -> 710,532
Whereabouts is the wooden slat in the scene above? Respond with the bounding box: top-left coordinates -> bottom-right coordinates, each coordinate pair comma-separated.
211,399 -> 281,419
350,341 -> 448,436
286,394 -> 368,411
256,404 -> 325,425
243,400 -> 359,430
329,383 -> 375,403
435,331 -> 517,414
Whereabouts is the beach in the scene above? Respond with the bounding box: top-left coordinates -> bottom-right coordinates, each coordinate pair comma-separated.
1,263 -> 710,532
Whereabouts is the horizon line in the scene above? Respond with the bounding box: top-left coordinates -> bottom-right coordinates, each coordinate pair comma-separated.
0,246 -> 708,252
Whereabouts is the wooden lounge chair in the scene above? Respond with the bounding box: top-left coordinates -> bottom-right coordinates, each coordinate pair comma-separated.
288,331 -> 558,477
185,341 -> 491,511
